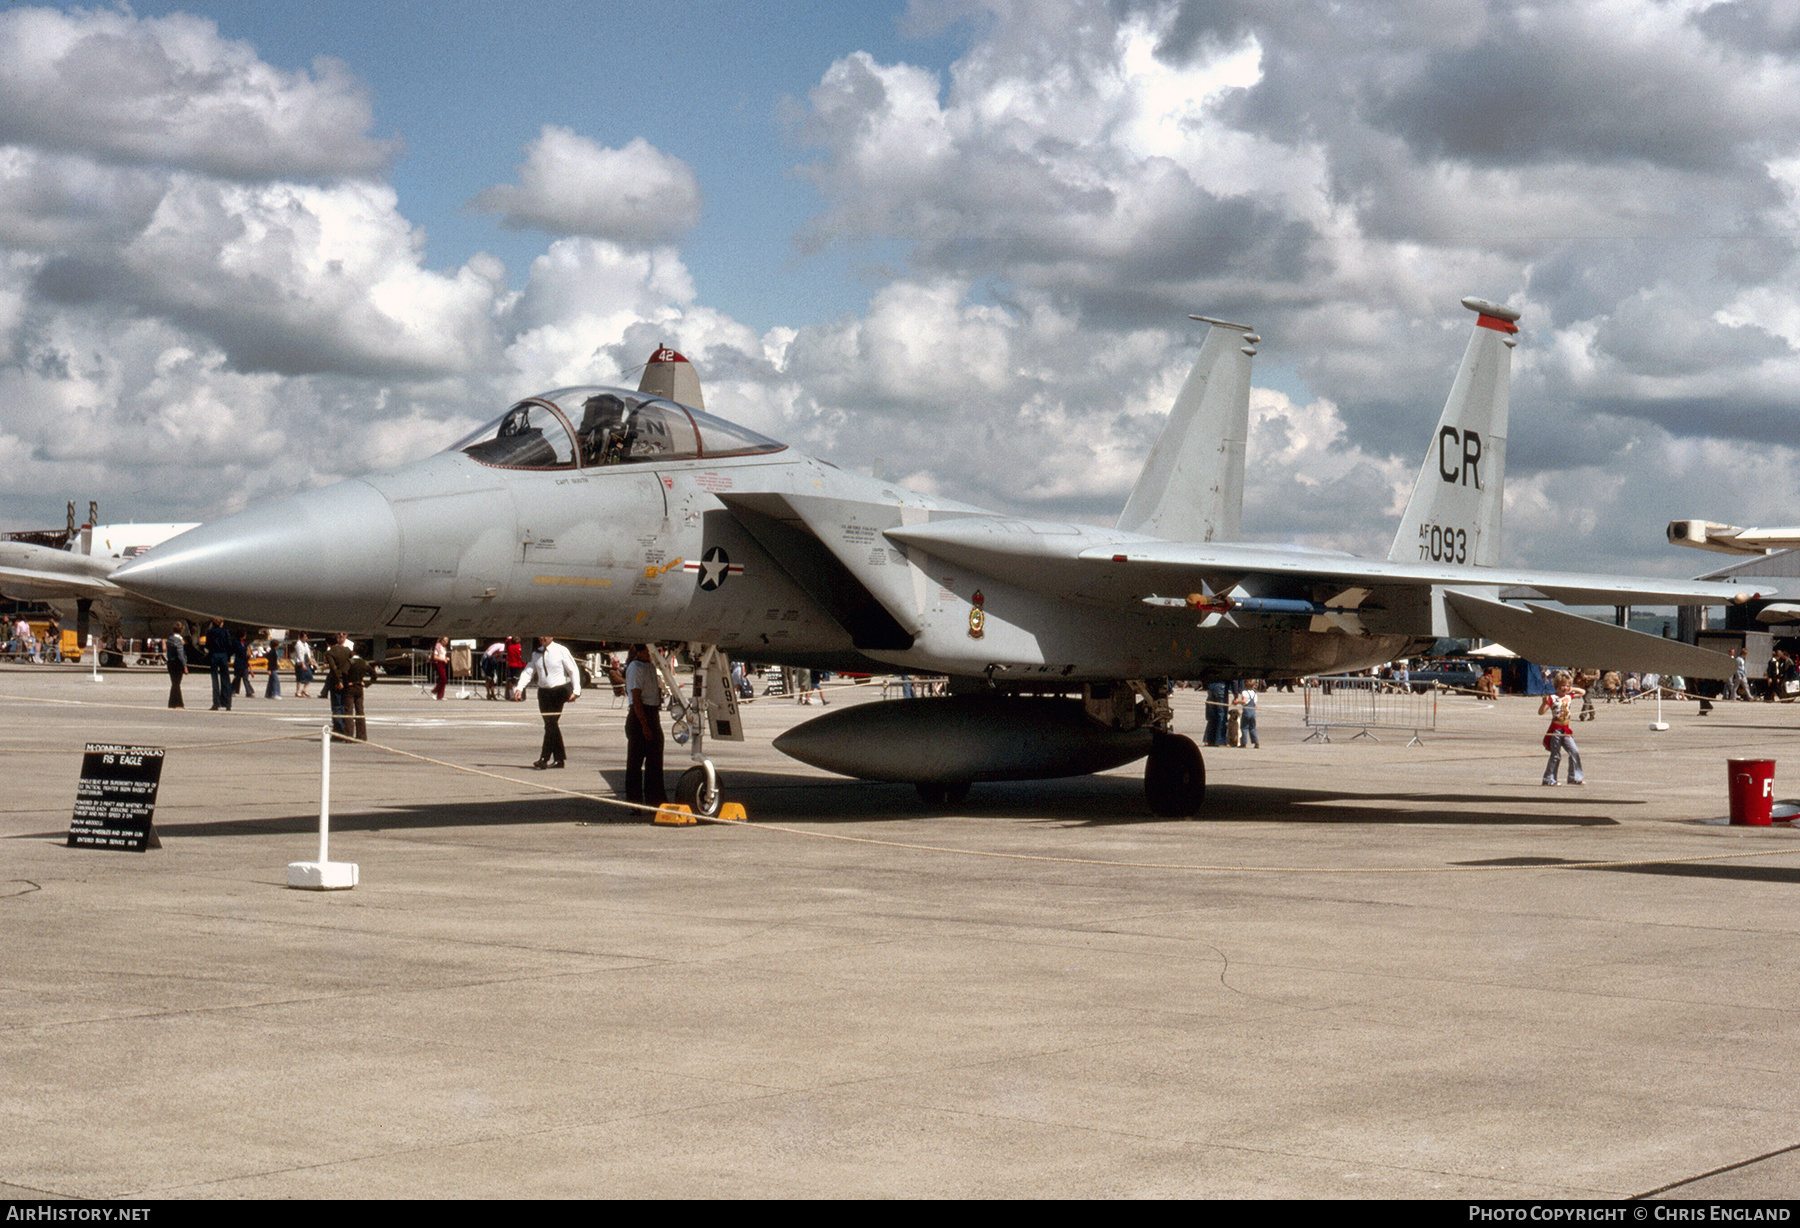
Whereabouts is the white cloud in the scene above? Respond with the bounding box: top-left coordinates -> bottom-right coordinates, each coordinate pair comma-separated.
1239,387 -> 1413,556
501,238 -> 701,388
0,5 -> 454,387
0,6 -> 396,180
469,127 -> 701,244
0,147 -> 167,249
84,176 -> 503,379
796,9 -> 1333,331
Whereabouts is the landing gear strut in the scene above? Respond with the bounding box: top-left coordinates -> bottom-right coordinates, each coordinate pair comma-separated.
1144,731 -> 1205,817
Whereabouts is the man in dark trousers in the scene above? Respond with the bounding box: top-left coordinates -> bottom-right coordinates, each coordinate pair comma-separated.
323,632 -> 354,739
203,617 -> 235,711
342,644 -> 376,742
232,632 -> 253,699
624,643 -> 666,806
512,635 -> 580,769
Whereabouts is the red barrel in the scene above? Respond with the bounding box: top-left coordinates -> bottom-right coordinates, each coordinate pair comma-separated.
1727,759 -> 1776,826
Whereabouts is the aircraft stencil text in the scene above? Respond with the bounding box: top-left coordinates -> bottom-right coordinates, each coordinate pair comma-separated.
1417,523 -> 1469,564
1438,425 -> 1482,487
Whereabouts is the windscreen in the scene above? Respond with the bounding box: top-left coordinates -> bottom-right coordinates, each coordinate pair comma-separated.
454,400 -> 577,470
453,386 -> 785,469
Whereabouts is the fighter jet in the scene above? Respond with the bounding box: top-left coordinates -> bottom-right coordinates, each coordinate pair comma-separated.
0,504 -> 201,645
1663,519 -> 1800,624
114,301 -> 1760,816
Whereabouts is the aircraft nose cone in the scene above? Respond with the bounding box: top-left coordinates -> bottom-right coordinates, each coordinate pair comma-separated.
114,480 -> 400,631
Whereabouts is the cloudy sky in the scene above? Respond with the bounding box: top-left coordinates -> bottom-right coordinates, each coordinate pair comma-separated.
2,0 -> 1797,578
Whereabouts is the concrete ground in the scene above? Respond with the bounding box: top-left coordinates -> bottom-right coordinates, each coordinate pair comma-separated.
1,664 -> 1796,1199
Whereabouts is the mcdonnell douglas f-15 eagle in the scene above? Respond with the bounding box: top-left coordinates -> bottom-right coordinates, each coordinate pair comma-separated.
114,305 -> 1759,816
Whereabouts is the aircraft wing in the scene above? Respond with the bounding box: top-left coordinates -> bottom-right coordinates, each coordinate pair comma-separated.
0,566 -> 119,600
1080,541 -> 1762,607
883,520 -> 1766,607
0,542 -> 120,602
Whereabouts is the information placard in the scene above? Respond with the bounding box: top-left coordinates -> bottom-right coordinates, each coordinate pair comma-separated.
69,743 -> 165,851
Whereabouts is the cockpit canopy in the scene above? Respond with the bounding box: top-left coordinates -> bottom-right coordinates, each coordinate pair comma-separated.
451,386 -> 785,471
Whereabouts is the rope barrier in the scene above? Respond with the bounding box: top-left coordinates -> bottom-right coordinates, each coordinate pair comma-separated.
161,733 -> 321,751
12,684 -> 1799,875
347,734 -> 665,818
0,690 -> 191,713
325,727 -> 1800,873
342,733 -> 1800,875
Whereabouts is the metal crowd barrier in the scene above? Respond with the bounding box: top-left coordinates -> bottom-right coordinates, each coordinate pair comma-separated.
1301,676 -> 1438,745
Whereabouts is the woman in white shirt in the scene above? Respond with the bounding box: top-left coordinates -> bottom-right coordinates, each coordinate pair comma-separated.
290,633 -> 314,698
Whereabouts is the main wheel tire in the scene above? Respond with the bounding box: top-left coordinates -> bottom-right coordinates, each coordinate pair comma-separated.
675,765 -> 723,817
1145,732 -> 1205,817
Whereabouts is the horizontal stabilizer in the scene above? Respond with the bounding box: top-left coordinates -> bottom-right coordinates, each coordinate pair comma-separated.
1506,579 -> 1759,607
1444,589 -> 1736,679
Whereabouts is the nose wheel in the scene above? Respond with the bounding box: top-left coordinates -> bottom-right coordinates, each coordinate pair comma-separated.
1145,732 -> 1205,817
676,764 -> 723,818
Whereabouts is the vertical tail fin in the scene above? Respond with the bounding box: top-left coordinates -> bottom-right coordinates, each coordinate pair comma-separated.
638,345 -> 706,410
1117,315 -> 1257,543
1386,297 -> 1520,566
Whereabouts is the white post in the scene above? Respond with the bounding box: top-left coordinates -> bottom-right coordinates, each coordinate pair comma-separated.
87,635 -> 103,683
318,720 -> 331,862
287,721 -> 358,889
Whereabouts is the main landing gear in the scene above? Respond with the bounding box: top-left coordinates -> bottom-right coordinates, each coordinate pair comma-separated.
1118,680 -> 1204,817
1144,731 -> 1205,817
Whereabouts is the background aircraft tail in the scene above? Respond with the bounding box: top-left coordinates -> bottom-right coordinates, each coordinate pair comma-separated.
1386,297 -> 1520,566
1116,316 -> 1257,543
